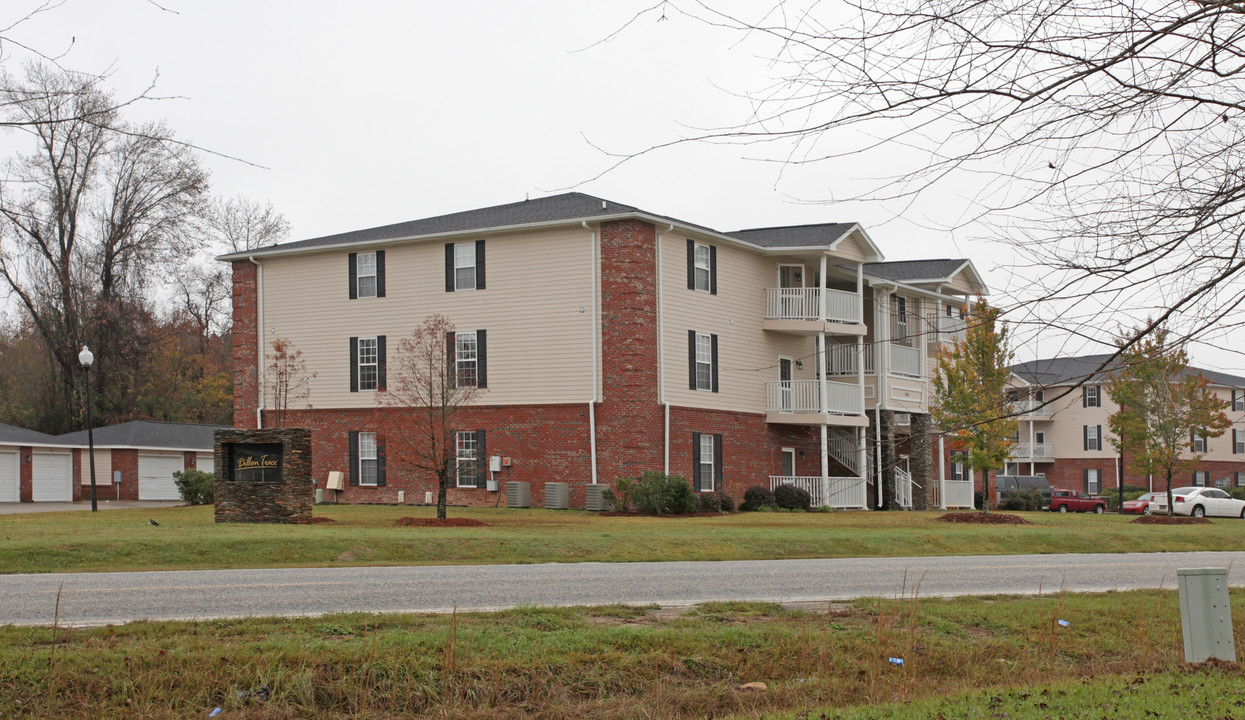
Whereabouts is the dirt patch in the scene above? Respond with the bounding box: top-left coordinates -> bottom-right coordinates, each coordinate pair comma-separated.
308,516 -> 335,524
394,517 -> 487,527
935,512 -> 1032,525
598,511 -> 727,518
1131,515 -> 1211,525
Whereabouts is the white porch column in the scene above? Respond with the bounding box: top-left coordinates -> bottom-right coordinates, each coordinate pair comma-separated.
820,424 -> 830,503
819,255 -> 829,322
818,332 -> 829,415
856,263 -> 865,410
938,435 -> 947,510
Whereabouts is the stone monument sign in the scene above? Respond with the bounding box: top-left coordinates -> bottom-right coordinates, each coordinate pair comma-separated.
214,428 -> 313,523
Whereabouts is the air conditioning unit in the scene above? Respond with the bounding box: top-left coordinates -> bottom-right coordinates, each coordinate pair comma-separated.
585,484 -> 610,512
544,482 -> 570,510
506,481 -> 530,508
325,471 -> 344,491
894,412 -> 911,426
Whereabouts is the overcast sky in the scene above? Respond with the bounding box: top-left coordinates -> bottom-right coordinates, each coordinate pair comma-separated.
6,1 -> 1243,373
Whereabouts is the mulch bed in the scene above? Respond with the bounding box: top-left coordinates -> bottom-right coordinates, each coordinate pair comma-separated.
308,517 -> 336,524
599,511 -> 726,518
1131,515 -> 1211,525
935,512 -> 1032,525
395,517 -> 487,527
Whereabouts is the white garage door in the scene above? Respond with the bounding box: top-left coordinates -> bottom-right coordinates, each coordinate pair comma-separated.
32,452 -> 71,502
138,455 -> 185,500
0,451 -> 17,502
195,453 -> 213,474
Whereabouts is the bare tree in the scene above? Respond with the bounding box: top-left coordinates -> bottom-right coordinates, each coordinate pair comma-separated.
620,1 -> 1245,354
379,315 -> 480,520
202,196 -> 291,253
266,337 -> 314,429
0,63 -> 207,431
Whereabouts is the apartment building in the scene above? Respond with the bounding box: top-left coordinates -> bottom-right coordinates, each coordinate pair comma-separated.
222,193 -> 986,509
1004,355 -> 1245,493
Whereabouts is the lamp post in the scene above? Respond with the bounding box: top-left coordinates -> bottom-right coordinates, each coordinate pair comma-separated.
79,346 -> 98,512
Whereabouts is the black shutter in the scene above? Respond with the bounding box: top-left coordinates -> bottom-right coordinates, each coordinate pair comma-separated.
686,239 -> 695,290
709,245 -> 717,295
711,334 -> 719,392
692,432 -> 702,490
1082,468 -> 1089,493
446,331 -> 456,385
1096,425 -> 1102,451
348,253 -> 358,299
1082,425 -> 1088,451
377,335 -> 387,391
1082,387 -> 1088,407
349,337 -> 359,392
476,330 -> 487,388
688,330 -> 697,390
376,433 -> 386,487
375,250 -> 386,297
713,433 -> 724,491
475,429 -> 488,488
475,239 -> 486,290
348,431 -> 359,486
445,243 -> 455,292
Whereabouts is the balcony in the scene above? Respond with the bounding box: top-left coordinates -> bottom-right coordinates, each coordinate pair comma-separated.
763,287 -> 865,335
890,344 -> 921,377
1013,399 -> 1054,417
926,313 -> 966,345
1011,443 -> 1056,462
765,379 -> 867,426
769,475 -> 867,508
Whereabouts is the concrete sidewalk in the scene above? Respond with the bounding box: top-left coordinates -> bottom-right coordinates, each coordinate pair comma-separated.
0,499 -> 184,515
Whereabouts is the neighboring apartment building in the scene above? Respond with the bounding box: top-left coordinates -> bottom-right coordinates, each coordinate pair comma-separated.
1003,355 -> 1245,493
222,193 -> 987,509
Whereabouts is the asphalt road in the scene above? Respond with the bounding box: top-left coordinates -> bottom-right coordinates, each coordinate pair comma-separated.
3,551 -> 1243,627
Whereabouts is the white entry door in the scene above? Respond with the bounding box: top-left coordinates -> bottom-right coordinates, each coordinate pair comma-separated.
32,452 -> 72,501
138,455 -> 185,500
0,451 -> 17,502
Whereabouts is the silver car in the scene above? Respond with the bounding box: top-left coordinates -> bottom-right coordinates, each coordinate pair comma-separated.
1150,487 -> 1245,518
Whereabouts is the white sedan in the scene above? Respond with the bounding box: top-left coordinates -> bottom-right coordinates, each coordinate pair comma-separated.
1150,487 -> 1245,518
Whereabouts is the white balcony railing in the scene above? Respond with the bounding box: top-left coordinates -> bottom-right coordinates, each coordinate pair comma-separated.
765,379 -> 864,415
770,475 -> 867,508
825,342 -> 876,376
1013,399 -> 1053,416
927,314 -> 967,345
942,480 -> 975,508
1012,443 -> 1055,460
890,344 -> 922,377
764,287 -> 862,324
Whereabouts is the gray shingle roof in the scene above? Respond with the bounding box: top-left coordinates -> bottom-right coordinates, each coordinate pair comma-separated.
1012,354 -> 1245,388
726,223 -> 859,248
224,193 -> 647,258
0,423 -> 67,446
56,421 -> 228,450
862,259 -> 971,283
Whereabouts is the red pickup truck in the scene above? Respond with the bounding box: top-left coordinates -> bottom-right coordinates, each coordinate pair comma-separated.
1044,488 -> 1107,514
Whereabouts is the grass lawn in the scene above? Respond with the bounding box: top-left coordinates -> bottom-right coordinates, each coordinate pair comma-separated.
2,589 -> 1240,719
0,504 -> 1243,574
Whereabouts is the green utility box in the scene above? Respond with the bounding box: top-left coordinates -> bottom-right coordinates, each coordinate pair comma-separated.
1176,567 -> 1236,663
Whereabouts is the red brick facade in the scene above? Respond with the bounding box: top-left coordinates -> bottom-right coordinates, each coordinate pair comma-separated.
232,260 -> 260,430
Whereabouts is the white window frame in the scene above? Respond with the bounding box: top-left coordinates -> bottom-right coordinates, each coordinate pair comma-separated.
454,243 -> 476,290
1235,390 -> 1244,412
693,242 -> 712,292
698,433 -> 715,492
455,331 -> 478,388
1085,425 -> 1101,451
780,447 -> 796,477
1086,468 -> 1101,494
951,452 -> 966,482
455,431 -> 478,487
1193,470 -> 1209,486
1085,385 -> 1101,407
357,337 -> 378,391
356,252 -> 377,298
695,332 -> 713,391
893,295 -> 909,338
1192,434 -> 1207,453
358,432 -> 378,486
1235,429 -> 1244,454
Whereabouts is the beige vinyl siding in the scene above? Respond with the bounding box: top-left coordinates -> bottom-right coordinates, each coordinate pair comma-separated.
831,231 -> 870,263
662,238 -> 822,412
260,226 -> 596,408
79,448 -> 112,485
943,271 -> 979,296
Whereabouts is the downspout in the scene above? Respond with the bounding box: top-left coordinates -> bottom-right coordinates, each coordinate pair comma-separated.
583,221 -> 598,484
658,224 -> 673,474
249,256 -> 264,430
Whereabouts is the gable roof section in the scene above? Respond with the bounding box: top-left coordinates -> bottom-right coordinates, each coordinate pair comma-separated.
1012,354 -> 1245,389
862,259 -> 983,288
56,421 -> 228,451
0,423 -> 67,447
